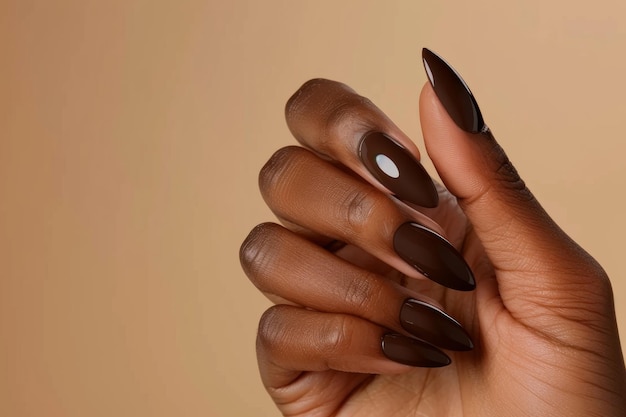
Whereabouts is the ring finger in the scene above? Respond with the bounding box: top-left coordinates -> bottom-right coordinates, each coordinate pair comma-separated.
240,222 -> 474,352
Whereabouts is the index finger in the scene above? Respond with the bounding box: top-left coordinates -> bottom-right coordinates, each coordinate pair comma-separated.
285,78 -> 439,208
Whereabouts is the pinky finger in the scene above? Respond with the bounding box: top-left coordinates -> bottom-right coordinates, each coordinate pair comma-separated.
256,305 -> 450,390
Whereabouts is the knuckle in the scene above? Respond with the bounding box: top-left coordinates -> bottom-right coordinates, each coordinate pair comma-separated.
285,78 -> 333,120
324,96 -> 374,130
256,305 -> 288,352
258,146 -> 309,200
342,272 -> 380,312
317,315 -> 353,356
239,222 -> 283,281
488,143 -> 534,203
340,187 -> 390,238
320,96 -> 375,151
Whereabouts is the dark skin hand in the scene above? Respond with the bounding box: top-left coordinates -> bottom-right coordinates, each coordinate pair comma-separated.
240,77 -> 626,416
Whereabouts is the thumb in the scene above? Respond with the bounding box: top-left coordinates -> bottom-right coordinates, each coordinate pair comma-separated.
419,48 -> 609,317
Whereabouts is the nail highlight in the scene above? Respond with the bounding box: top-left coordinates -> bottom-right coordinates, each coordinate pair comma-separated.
422,48 -> 486,133
359,131 -> 439,208
393,222 -> 475,291
400,299 -> 473,351
381,333 -> 451,367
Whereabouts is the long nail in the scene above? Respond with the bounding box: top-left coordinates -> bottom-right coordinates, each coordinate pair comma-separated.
393,222 -> 475,291
359,131 -> 439,208
422,48 -> 486,134
400,299 -> 473,351
381,333 -> 451,367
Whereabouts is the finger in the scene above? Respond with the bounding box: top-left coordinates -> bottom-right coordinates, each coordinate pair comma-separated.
259,146 -> 475,291
256,305 -> 451,389
240,223 -> 474,351
419,48 -> 610,311
285,78 -> 439,208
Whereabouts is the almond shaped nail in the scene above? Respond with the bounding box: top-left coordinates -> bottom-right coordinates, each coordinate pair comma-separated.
393,222 -> 475,291
381,333 -> 451,368
422,48 -> 485,134
359,131 -> 439,208
400,299 -> 473,351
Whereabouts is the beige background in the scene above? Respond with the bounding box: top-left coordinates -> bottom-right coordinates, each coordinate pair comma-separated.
2,1 -> 626,416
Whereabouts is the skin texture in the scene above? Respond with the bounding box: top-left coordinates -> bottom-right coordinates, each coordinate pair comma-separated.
239,79 -> 626,417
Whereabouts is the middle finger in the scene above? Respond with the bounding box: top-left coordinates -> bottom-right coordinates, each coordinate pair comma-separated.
259,146 -> 475,291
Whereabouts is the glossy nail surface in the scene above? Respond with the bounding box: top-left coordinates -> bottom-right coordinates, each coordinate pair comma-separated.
381,333 -> 451,367
422,48 -> 485,133
359,131 -> 439,208
400,299 -> 473,351
394,222 -> 475,291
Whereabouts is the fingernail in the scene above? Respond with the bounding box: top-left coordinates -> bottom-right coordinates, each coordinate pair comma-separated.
381,333 -> 451,367
359,131 -> 439,208
393,222 -> 475,291
400,299 -> 473,351
422,48 -> 486,134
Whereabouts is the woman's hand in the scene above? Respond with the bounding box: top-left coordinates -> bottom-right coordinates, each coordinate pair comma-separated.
240,49 -> 626,416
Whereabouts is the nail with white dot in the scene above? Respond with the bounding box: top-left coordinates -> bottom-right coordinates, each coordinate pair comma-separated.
358,131 -> 439,207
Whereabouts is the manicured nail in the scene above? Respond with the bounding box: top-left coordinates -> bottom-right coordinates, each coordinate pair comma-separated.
422,48 -> 486,134
381,333 -> 451,367
393,222 -> 475,291
359,131 -> 439,208
400,299 -> 473,351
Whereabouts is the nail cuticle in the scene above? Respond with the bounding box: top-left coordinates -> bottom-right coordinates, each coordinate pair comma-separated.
358,131 -> 439,208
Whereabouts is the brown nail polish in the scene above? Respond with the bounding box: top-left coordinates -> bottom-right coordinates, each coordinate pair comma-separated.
393,222 -> 475,291
359,132 -> 439,208
400,299 -> 473,351
381,333 -> 451,367
422,48 -> 486,134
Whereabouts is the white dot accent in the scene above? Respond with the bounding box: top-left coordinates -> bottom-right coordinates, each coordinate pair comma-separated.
375,154 -> 399,178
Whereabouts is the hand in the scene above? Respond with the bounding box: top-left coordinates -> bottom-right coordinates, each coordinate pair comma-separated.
240,49 -> 626,416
